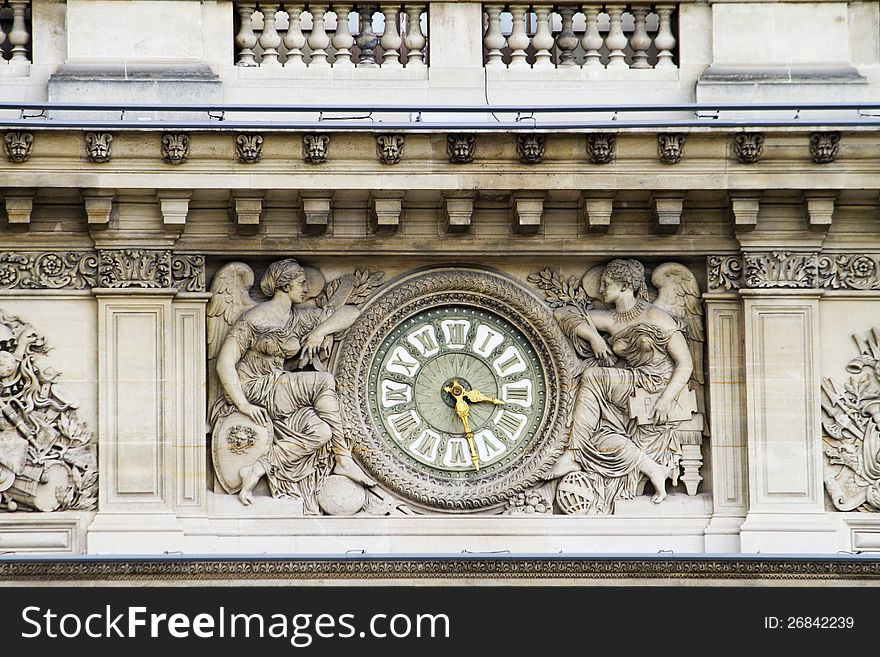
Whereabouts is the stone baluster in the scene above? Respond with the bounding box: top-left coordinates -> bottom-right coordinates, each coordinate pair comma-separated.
308,5 -> 332,66
605,5 -> 628,68
283,4 -> 307,67
356,5 -> 380,67
654,4 -> 677,68
556,5 -> 579,68
531,5 -> 554,68
507,5 -> 530,68
235,3 -> 258,66
483,4 -> 506,68
581,5 -> 603,68
258,4 -> 282,66
380,4 -> 403,67
629,5 -> 651,69
331,5 -> 355,67
403,4 -> 426,66
8,0 -> 30,64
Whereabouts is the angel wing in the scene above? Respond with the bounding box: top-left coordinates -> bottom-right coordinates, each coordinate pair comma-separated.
651,263 -> 706,436
206,262 -> 258,427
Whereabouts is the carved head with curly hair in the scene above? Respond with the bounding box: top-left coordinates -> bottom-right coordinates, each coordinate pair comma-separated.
599,259 -> 648,303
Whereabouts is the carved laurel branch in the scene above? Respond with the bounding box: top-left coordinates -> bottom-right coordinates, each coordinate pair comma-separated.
0,252 -> 98,290
334,269 -> 576,511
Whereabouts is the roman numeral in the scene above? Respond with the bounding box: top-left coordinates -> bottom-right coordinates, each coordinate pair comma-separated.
388,410 -> 421,440
407,326 -> 440,357
493,346 -> 527,377
381,380 -> 412,407
410,429 -> 441,463
386,346 -> 420,377
443,438 -> 471,467
474,429 -> 507,462
441,320 -> 470,349
502,380 -> 532,407
473,324 -> 503,357
494,410 -> 527,442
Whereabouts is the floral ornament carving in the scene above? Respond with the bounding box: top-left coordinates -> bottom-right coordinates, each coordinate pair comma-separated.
707,255 -> 744,291
0,310 -> 97,512
85,132 -> 113,163
0,252 -> 97,290
658,133 -> 685,164
822,327 -> 880,512
586,134 -> 615,165
744,251 -> 818,288
162,133 -> 190,165
170,254 -> 206,292
376,134 -> 404,165
517,134 -> 545,164
302,134 -> 330,164
734,133 -> 764,164
4,131 -> 33,163
810,132 -> 840,164
447,133 -> 476,164
818,255 -> 880,290
235,134 -> 263,164
98,249 -> 172,288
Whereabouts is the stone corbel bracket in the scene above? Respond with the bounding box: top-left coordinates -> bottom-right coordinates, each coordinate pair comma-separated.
157,191 -> 192,229
82,189 -> 116,227
443,192 -> 475,232
650,192 -> 685,233
512,192 -> 545,234
3,189 -> 34,226
803,192 -> 836,232
301,192 -> 333,233
582,192 -> 614,233
370,191 -> 405,232
729,193 -> 761,232
231,191 -> 265,229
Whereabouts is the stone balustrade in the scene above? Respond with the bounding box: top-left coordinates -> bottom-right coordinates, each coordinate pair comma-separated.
484,2 -> 677,69
0,0 -> 31,67
235,3 -> 427,68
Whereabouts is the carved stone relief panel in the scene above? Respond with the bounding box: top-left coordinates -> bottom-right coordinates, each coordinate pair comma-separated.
0,252 -> 98,290
0,310 -> 97,512
708,253 -> 880,291
98,250 -> 204,291
822,327 -> 880,512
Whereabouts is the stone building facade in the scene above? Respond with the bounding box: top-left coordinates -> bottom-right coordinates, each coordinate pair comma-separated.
0,0 -> 879,557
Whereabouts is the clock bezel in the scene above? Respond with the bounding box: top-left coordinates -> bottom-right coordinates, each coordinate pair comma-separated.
334,268 -> 576,512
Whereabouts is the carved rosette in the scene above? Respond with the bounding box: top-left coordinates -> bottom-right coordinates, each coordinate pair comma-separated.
333,268 -> 576,512
98,249 -> 172,288
0,252 -> 98,290
818,255 -> 880,290
744,252 -> 818,288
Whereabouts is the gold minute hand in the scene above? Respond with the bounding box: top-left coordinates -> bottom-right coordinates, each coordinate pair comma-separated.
463,388 -> 504,407
443,379 -> 481,471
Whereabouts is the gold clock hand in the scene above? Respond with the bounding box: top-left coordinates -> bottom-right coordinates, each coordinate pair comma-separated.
462,388 -> 504,406
443,379 -> 481,471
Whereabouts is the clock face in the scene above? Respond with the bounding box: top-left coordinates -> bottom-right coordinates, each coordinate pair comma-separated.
335,268 -> 575,512
368,306 -> 547,479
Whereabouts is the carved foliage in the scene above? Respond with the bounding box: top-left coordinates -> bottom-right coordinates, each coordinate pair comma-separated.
586,134 -> 615,165
162,133 -> 190,165
170,254 -> 206,292
4,131 -> 33,163
517,134 -> 545,164
85,132 -> 113,163
707,255 -> 744,291
235,134 -> 263,164
822,327 -> 880,512
818,255 -> 880,290
0,310 -> 97,512
744,252 -> 818,288
447,133 -> 476,164
734,133 -> 764,164
810,132 -> 840,164
0,252 -> 98,290
658,133 -> 685,164
376,134 -> 404,165
303,134 -> 330,164
99,249 -> 172,288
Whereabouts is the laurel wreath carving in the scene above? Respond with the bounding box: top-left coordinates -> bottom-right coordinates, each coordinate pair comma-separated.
334,268 -> 576,511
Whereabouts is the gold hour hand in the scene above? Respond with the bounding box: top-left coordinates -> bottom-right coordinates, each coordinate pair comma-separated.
463,388 -> 504,407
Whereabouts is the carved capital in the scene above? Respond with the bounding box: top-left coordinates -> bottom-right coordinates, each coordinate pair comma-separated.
447,133 -> 476,164
4,131 -> 33,163
517,134 -> 545,164
586,133 -> 615,165
235,133 -> 263,164
85,132 -> 113,163
98,249 -> 172,288
743,251 -> 818,289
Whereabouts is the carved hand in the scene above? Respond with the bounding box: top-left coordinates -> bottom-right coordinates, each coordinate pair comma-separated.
239,402 -> 270,427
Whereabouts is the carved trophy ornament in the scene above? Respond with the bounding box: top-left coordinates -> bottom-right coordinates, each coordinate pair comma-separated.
517,134 -> 546,164
658,134 -> 685,164
235,134 -> 263,163
207,259 -> 384,515
4,131 -> 33,163
447,134 -> 476,164
586,134 -> 615,165
302,134 -> 330,164
822,327 -> 880,512
734,133 -> 764,164
376,134 -> 404,165
0,310 -> 97,512
162,133 -> 190,165
529,260 -> 706,514
810,132 -> 840,164
85,132 -> 113,163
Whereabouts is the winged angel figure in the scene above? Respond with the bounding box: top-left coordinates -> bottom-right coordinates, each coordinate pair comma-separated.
533,259 -> 705,514
207,259 -> 379,513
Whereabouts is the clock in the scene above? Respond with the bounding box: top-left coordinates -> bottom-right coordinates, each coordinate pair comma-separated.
335,268 -> 575,512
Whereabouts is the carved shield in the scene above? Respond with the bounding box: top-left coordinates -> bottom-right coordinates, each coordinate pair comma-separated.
211,412 -> 271,494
